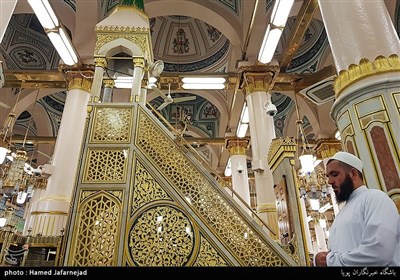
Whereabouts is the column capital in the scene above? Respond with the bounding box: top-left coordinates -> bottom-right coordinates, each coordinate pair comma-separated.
103,78 -> 115,88
60,64 -> 95,93
132,57 -> 145,68
334,54 -> 400,98
313,138 -> 342,159
94,56 -> 107,68
225,137 -> 250,155
238,64 -> 279,95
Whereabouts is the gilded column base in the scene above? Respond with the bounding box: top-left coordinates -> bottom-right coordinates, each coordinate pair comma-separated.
25,211 -> 68,236
257,203 -> 279,240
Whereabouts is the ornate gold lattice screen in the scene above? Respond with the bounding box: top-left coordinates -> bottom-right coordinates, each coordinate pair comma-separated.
65,104 -> 295,266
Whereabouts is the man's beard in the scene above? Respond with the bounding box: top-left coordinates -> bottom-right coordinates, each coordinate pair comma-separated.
335,174 -> 354,203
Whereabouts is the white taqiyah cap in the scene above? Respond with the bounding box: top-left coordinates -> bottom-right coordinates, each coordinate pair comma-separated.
330,151 -> 363,173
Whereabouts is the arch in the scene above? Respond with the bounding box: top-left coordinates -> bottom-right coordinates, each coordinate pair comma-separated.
97,38 -> 144,57
145,0 -> 241,47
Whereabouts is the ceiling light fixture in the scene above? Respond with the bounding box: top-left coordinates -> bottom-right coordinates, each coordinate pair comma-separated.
181,76 -> 226,90
27,0 -> 79,66
258,0 -> 294,64
236,103 -> 249,138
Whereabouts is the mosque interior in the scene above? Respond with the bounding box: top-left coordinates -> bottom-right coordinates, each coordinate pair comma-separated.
0,0 -> 399,267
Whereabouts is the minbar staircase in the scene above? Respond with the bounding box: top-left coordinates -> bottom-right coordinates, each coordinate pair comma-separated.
63,103 -> 298,266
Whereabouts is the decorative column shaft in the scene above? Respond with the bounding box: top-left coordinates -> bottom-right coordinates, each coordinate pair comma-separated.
102,78 -> 114,103
319,0 -> 400,210
225,137 -> 251,214
91,56 -> 107,102
314,223 -> 328,252
241,66 -> 278,236
24,67 -> 94,236
130,57 -> 145,102
138,79 -> 148,104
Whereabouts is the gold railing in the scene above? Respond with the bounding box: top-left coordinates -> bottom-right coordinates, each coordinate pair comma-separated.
146,102 -> 276,236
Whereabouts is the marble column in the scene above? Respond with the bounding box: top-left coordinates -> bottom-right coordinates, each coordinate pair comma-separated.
319,0 -> 400,210
130,57 -> 145,102
23,67 -> 94,235
240,65 -> 279,237
91,56 -> 107,103
225,137 -> 251,214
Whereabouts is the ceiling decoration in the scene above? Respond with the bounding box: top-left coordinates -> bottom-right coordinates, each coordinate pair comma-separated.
0,0 -> 364,156
150,96 -> 220,138
63,0 -> 77,12
281,18 -> 328,73
151,16 -> 229,72
217,0 -> 239,15
0,14 -> 60,71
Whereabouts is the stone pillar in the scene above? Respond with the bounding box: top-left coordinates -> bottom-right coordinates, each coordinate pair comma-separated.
240,65 -> 279,236
24,67 -> 94,236
130,57 -> 145,102
314,223 -> 328,252
0,0 -> 17,43
102,78 -> 114,103
91,56 -> 107,102
225,137 -> 251,214
319,0 -> 400,210
139,79 -> 147,105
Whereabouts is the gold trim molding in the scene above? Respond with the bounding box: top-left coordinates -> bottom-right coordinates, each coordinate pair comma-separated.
225,137 -> 250,155
268,137 -> 297,171
313,138 -> 342,159
30,211 -> 68,216
334,54 -> 400,98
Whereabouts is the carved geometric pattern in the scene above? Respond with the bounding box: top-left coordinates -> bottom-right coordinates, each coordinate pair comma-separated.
83,149 -> 128,183
91,107 -> 132,142
136,108 -> 288,266
128,205 -> 195,266
71,190 -> 123,266
193,236 -> 228,266
132,160 -> 171,214
281,236 -> 300,265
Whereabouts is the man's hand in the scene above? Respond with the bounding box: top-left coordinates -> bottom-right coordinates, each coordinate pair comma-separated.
315,251 -> 329,267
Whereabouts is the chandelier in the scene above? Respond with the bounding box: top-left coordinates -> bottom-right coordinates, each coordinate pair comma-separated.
0,89 -> 47,230
293,94 -> 332,212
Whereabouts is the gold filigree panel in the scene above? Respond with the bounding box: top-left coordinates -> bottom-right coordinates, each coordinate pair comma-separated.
70,190 -> 123,266
83,148 -> 128,183
334,55 -> 400,97
132,160 -> 171,214
128,204 -> 197,266
95,32 -> 150,55
193,236 -> 228,266
91,107 -> 132,143
136,108 -> 289,266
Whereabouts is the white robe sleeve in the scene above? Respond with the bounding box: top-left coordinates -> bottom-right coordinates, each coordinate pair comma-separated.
326,191 -> 399,266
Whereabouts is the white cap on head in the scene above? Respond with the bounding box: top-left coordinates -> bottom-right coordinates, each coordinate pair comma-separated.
330,151 -> 363,173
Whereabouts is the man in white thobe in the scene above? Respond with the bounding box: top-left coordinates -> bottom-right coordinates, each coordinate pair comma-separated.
315,152 -> 400,266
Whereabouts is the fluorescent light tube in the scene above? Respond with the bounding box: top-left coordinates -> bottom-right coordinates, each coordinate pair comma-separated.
28,0 -> 59,29
114,77 -> 133,89
240,104 -> 249,124
271,0 -> 294,27
182,77 -> 226,84
258,26 -> 282,64
47,27 -> 78,65
224,158 -> 232,177
182,83 -> 225,90
236,123 -> 248,138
